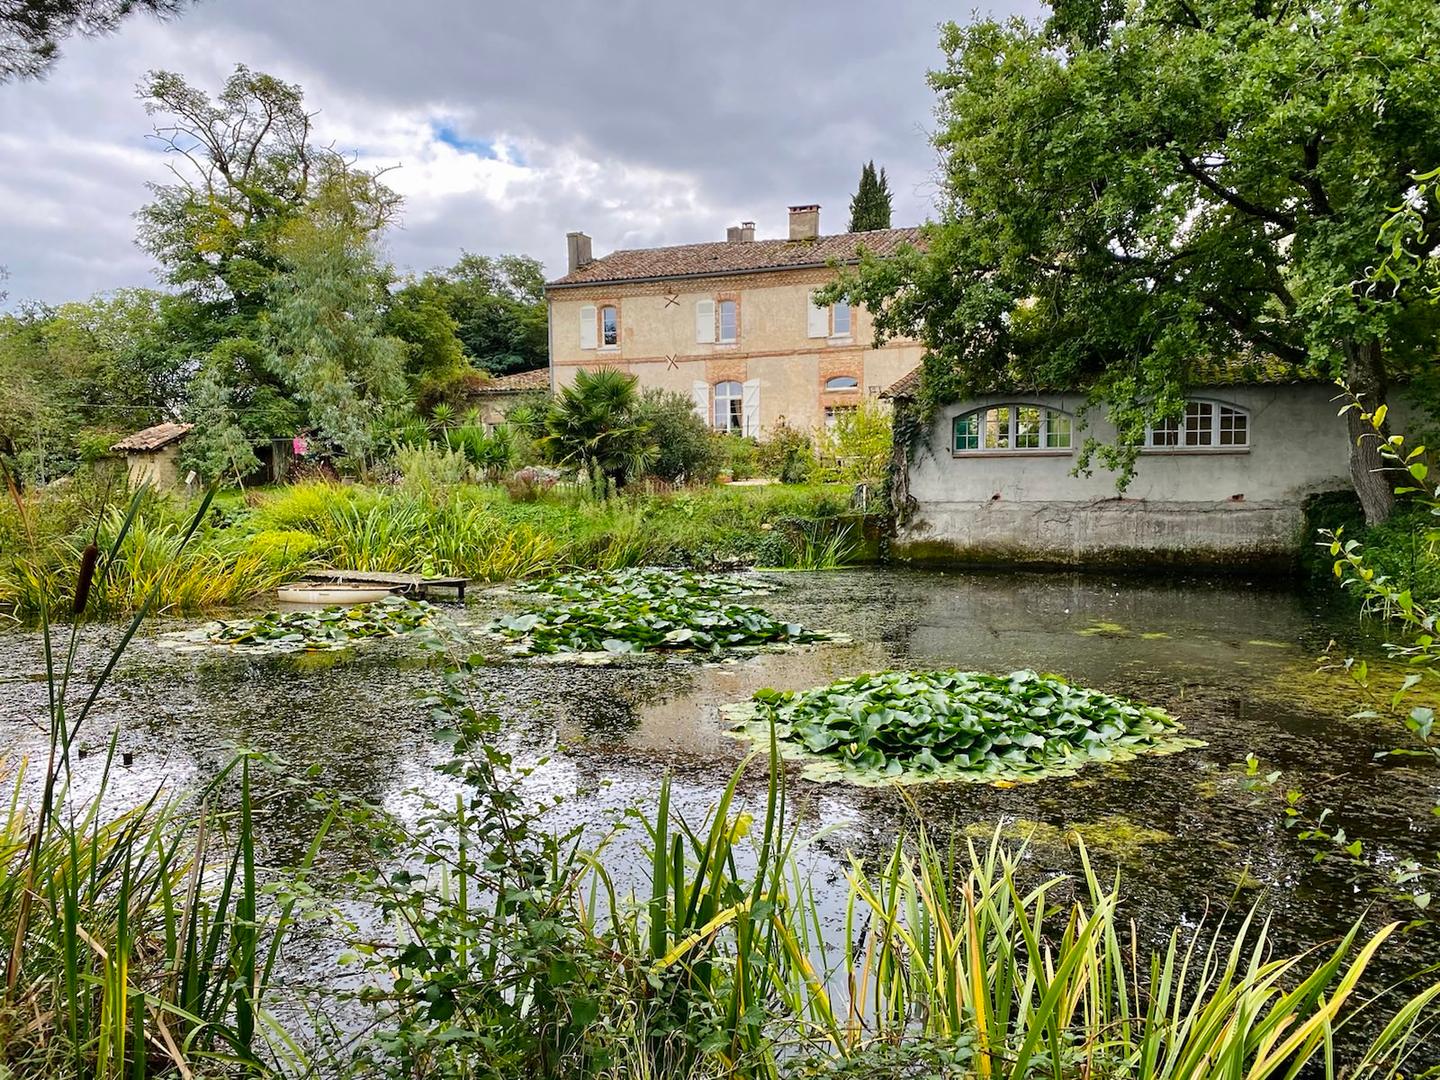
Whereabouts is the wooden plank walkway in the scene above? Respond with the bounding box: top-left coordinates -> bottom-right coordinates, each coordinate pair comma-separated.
301,569 -> 469,601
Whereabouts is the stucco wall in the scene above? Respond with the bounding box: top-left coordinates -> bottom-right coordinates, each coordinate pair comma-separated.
125,444 -> 183,491
548,266 -> 921,434
896,383 -> 1370,568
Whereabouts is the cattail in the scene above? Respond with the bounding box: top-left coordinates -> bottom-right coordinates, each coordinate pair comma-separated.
73,542 -> 99,615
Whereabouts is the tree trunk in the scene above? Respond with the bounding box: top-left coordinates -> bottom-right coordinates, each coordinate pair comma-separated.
1341,338 -> 1395,526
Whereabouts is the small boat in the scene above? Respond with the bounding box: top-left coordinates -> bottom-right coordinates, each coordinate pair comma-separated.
276,583 -> 399,605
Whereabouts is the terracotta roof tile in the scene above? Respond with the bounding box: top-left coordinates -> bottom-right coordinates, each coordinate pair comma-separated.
882,357 -> 1328,402
480,368 -> 550,393
547,226 -> 926,288
110,422 -> 193,453
882,367 -> 922,400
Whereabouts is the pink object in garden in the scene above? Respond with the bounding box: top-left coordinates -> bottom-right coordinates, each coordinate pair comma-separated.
292,436 -> 308,456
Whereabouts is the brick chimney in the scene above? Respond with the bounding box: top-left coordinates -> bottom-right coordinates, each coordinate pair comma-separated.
726,225 -> 742,243
739,221 -> 755,242
566,231 -> 593,273
788,205 -> 820,241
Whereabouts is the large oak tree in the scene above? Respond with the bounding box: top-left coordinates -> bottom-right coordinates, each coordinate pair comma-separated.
839,0 -> 1440,523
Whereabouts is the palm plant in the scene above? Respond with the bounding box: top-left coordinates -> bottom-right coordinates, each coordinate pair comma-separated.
537,368 -> 656,492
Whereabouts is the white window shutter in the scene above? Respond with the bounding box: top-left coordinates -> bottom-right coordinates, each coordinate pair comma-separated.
691,381 -> 709,423
742,379 -> 761,438
695,300 -> 716,343
579,305 -> 597,350
806,293 -> 828,338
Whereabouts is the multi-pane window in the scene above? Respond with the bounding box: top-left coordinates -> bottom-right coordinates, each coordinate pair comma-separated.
600,305 -> 618,347
718,300 -> 738,343
714,380 -> 744,433
1145,401 -> 1248,449
953,405 -> 1072,453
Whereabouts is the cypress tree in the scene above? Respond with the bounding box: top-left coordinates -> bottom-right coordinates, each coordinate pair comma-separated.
848,160 -> 893,231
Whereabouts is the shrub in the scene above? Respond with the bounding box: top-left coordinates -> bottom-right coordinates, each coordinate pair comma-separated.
394,443 -> 476,489
714,433 -> 757,480
815,397 -> 892,487
634,388 -> 720,483
755,422 -> 815,483
536,368 -> 656,490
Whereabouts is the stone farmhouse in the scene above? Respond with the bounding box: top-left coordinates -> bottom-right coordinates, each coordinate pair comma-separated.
544,206 -> 923,437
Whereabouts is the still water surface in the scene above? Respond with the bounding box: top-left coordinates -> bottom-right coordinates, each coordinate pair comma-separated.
3,568 -> 1438,1001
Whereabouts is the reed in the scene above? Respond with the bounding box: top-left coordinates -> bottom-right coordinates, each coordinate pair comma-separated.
0,482 -> 327,1078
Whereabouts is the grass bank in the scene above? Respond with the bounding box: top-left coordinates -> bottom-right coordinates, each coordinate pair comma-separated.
1,480 -> 870,620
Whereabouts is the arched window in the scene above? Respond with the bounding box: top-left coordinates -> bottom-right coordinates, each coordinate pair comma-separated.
714,380 -> 744,433
953,404 -> 1073,453
825,375 -> 859,392
1145,400 -> 1248,449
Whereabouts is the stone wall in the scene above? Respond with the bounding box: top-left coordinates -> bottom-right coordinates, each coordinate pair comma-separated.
895,382 -> 1384,569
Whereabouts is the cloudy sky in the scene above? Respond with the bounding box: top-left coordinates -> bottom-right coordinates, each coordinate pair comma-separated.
0,0 -> 1038,307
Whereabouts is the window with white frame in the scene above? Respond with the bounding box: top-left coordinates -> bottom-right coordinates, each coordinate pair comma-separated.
953,404 -> 1073,453
714,380 -> 744,433
718,299 -> 738,343
1145,400 -> 1248,450
825,375 -> 859,392
807,293 -> 853,339
600,305 -> 618,348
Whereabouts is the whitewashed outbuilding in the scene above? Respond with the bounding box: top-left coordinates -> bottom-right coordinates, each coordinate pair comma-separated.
885,371 -> 1382,569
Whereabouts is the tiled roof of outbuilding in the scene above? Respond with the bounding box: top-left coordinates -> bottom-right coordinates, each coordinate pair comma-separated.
480,368 -> 550,393
547,227 -> 926,288
883,357 -> 1329,401
110,422 -> 193,452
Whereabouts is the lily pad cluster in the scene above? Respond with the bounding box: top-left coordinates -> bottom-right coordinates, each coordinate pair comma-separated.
728,669 -> 1202,785
516,567 -> 775,603
164,597 -> 438,654
489,569 -> 827,657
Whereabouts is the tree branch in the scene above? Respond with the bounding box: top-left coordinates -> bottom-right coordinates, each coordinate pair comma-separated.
1176,151 -> 1297,231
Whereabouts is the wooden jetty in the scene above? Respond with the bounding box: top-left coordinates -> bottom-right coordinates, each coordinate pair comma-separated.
298,569 -> 470,602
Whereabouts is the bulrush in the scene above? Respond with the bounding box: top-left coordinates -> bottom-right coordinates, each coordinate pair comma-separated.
72,542 -> 98,616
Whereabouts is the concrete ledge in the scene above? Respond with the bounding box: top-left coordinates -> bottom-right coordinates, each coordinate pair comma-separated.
892,499 -> 1305,572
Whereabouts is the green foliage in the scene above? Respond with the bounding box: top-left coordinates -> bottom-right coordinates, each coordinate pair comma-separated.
730,669 -> 1199,784
383,274 -> 467,382
634,388 -> 721,483
2,480 -> 866,619
517,567 -> 775,602
847,159 -> 892,232
830,1 -> 1440,509
1,487 -> 327,1077
1,0 -> 191,81
166,596 -> 438,653
537,368 -> 656,490
715,433 -> 757,480
814,398 -> 891,487
396,252 -> 548,376
0,290 -> 193,482
486,582 -> 831,656
755,423 -> 815,484
445,423 -> 516,476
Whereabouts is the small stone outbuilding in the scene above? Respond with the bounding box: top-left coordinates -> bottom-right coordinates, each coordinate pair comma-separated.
110,423 -> 193,491
465,368 -> 550,430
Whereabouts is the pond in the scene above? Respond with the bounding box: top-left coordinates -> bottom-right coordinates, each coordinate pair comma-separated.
3,567 -> 1439,999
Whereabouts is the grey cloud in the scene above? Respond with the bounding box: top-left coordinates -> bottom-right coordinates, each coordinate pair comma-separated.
0,0 -> 1043,305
